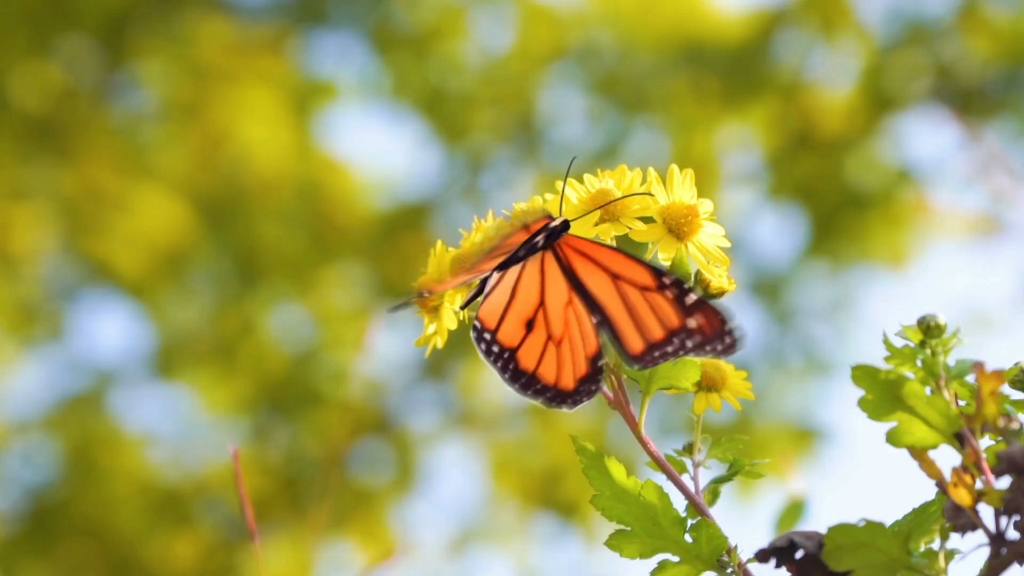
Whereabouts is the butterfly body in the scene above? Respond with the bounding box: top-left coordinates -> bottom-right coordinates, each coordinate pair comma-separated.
455,215 -> 736,410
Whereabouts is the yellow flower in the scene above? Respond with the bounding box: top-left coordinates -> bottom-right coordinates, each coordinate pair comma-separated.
628,165 -> 731,276
413,240 -> 469,356
692,359 -> 754,415
948,467 -> 978,509
510,194 -> 556,225
450,210 -> 515,275
974,364 -> 1006,427
694,263 -> 737,299
555,164 -> 652,242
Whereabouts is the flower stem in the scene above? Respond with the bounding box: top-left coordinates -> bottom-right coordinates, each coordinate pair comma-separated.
692,413 -> 704,496
637,393 -> 652,434
602,373 -> 753,576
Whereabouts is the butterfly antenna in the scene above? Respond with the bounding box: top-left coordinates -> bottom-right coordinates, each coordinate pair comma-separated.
568,192 -> 654,223
558,156 -> 576,217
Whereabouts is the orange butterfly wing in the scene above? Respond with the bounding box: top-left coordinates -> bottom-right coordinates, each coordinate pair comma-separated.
553,234 -> 736,367
471,248 -> 603,409
454,215 -> 736,410
415,217 -> 551,297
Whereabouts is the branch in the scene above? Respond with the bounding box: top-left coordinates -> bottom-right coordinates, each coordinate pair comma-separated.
602,374 -> 754,576
231,446 -> 265,576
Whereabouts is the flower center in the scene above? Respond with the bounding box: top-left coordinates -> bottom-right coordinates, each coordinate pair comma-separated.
699,359 -> 730,393
660,202 -> 702,242
583,185 -> 623,223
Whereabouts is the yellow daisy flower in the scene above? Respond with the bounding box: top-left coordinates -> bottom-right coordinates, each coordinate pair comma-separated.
628,165 -> 731,276
692,358 -> 755,415
451,210 -> 515,275
555,164 -> 652,242
413,240 -> 469,356
510,194 -> 556,224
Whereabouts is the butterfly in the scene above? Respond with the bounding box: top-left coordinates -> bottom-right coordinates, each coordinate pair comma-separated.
397,182 -> 738,410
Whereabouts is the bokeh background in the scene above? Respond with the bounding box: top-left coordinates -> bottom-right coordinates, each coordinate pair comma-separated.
2,0 -> 1024,574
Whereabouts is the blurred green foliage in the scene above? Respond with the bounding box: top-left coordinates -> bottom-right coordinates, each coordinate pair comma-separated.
0,0 -> 1022,574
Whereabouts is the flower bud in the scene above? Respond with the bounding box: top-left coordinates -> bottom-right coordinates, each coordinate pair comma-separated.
916,314 -> 947,340
694,267 -> 736,300
1009,362 -> 1024,393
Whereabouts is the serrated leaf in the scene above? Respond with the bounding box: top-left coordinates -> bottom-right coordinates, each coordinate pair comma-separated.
626,357 -> 701,395
774,497 -> 805,535
573,437 -> 690,559
703,483 -> 722,508
688,519 -> 729,567
683,504 -> 701,520
937,328 -> 963,355
738,468 -> 765,480
822,521 -> 918,574
606,529 -> 671,560
851,365 -> 959,449
896,325 -> 924,345
948,359 -> 976,380
646,457 -> 691,477
706,435 -> 747,464
899,382 -> 961,436
707,458 -> 765,487
884,333 -> 921,374
650,559 -> 702,576
889,495 -> 945,551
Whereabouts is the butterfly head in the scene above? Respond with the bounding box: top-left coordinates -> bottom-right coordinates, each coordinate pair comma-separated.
551,216 -> 571,234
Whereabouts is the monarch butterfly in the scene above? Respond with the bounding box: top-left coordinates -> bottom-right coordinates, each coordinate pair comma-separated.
396,170 -> 738,410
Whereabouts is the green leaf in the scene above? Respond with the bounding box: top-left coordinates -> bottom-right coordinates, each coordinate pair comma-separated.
851,365 -> 960,449
899,382 -> 961,437
947,359 -> 976,380
936,328 -> 963,355
822,521 -> 918,574
707,458 -> 766,487
703,483 -> 722,508
688,519 -> 729,568
646,520 -> 729,576
668,249 -> 693,283
705,435 -> 747,464
896,325 -> 924,345
698,456 -> 767,509
626,357 -> 702,395
649,559 -> 702,576
573,437 -> 689,559
646,454 -> 691,477
889,495 -> 945,551
884,333 -> 921,374
774,497 -> 805,536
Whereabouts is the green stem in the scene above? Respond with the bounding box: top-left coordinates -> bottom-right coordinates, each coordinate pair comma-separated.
692,413 -> 705,495
601,374 -> 754,576
637,393 -> 652,434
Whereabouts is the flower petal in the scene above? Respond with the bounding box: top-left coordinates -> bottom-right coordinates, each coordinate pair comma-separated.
701,220 -> 727,237
647,167 -> 668,205
694,392 -> 708,415
708,392 -> 723,412
678,168 -> 697,202
665,164 -> 682,201
721,392 -> 743,411
696,197 -> 714,216
629,222 -> 667,243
